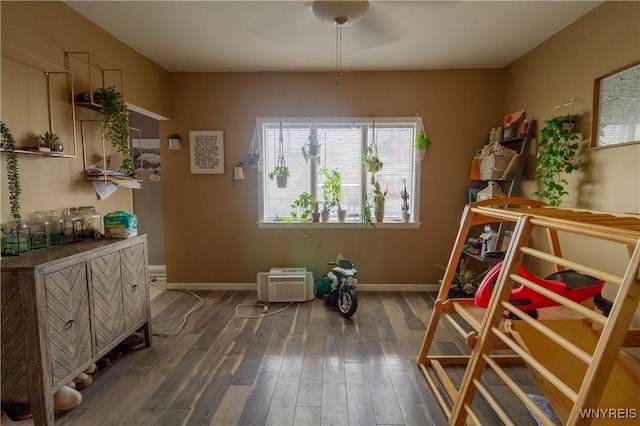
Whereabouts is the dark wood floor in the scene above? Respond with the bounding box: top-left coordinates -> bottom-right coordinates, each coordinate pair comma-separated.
55,290 -> 541,425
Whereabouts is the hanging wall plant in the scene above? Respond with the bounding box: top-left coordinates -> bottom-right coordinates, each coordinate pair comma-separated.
95,86 -> 133,173
414,117 -> 431,160
533,114 -> 582,206
1,122 -> 21,224
248,120 -> 262,168
302,117 -> 321,164
269,118 -> 288,188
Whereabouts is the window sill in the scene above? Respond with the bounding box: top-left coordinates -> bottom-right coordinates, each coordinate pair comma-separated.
257,221 -> 421,229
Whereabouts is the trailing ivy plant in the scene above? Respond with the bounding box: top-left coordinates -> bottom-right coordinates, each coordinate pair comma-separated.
95,86 -> 132,173
1,122 -> 21,224
533,115 -> 581,206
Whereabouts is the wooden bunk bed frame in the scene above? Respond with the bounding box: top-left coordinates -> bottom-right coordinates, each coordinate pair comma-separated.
417,197 -> 640,425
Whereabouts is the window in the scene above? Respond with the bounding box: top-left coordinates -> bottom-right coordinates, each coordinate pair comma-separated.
258,116 -> 421,225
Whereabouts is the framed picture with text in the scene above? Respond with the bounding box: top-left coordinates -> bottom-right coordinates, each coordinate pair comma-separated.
190,130 -> 225,174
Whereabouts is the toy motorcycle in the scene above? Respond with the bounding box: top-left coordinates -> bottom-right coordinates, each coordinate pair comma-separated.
315,255 -> 358,317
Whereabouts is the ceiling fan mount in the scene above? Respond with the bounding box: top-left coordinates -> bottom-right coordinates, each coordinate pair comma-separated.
311,0 -> 370,27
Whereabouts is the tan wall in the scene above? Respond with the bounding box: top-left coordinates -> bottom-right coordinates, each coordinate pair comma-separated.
162,70 -> 504,284
504,1 -> 640,282
1,1 -> 170,227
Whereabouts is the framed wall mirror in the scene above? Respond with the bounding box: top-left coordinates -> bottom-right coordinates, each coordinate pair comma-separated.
591,61 -> 640,148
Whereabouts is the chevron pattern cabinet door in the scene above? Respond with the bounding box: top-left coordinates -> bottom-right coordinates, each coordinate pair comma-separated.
44,263 -> 92,386
121,243 -> 148,330
90,252 -> 125,353
1,271 -> 30,403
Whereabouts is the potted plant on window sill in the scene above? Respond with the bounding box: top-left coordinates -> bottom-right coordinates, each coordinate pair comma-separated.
269,165 -> 290,189
286,192 -> 317,223
533,114 -> 581,206
400,179 -> 410,222
320,167 -> 343,222
372,180 -> 388,223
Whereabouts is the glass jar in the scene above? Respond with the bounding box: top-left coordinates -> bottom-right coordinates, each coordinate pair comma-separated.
30,211 -> 50,249
1,221 -> 31,254
78,206 -> 102,239
62,208 -> 82,242
46,210 -> 64,245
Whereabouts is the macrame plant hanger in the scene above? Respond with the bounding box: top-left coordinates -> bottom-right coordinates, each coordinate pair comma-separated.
367,116 -> 379,184
276,117 -> 287,188
248,117 -> 262,169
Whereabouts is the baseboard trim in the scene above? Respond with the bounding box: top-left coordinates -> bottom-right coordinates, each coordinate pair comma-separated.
161,282 -> 439,292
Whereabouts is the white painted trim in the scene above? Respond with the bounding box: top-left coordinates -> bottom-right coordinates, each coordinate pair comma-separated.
257,221 -> 421,229
161,282 -> 439,292
149,265 -> 167,281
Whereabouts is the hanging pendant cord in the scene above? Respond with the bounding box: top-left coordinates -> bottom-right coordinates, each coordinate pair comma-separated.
335,20 -> 344,86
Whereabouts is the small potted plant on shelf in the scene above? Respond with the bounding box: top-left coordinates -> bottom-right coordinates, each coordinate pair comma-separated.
437,259 -> 487,298
533,114 -> 581,206
168,133 -> 181,150
269,165 -> 290,189
39,130 -> 64,154
94,86 -> 132,173
372,180 -> 388,223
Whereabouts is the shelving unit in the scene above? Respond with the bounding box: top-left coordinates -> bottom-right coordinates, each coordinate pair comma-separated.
80,120 -> 142,184
417,197 -> 640,425
64,51 -> 124,107
0,43 -> 77,158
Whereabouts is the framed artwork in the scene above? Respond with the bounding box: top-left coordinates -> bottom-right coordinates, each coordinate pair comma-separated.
591,61 -> 640,148
190,130 -> 225,174
133,138 -> 161,171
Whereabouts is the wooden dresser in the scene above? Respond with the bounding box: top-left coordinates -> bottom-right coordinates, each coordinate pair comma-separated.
1,235 -> 152,425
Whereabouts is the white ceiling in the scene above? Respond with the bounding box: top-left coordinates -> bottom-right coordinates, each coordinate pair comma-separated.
65,1 -> 603,73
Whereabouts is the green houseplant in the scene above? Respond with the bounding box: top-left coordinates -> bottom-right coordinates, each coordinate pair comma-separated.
320,167 -> 343,222
287,191 -> 318,222
268,165 -> 290,188
94,86 -> 132,173
372,180 -> 388,223
414,129 -> 431,160
1,122 -> 29,254
436,259 -> 487,296
362,146 -> 383,175
533,115 -> 581,206
39,130 -> 64,153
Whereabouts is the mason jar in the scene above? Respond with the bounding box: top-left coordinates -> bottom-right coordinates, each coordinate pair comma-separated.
46,210 -> 64,245
78,206 -> 102,239
62,208 -> 83,242
1,220 -> 31,254
30,211 -> 50,249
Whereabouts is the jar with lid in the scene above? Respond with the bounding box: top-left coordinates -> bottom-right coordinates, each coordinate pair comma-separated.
62,208 -> 83,242
78,206 -> 102,239
1,221 -> 31,254
30,211 -> 50,249
46,210 -> 64,245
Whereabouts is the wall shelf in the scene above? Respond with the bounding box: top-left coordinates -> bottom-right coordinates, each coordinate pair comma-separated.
64,51 -> 124,106
1,43 -> 77,158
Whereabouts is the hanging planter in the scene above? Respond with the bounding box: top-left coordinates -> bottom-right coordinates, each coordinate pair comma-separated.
268,118 -> 289,189
248,120 -> 262,168
362,116 -> 382,183
302,116 -> 321,163
415,116 -> 431,160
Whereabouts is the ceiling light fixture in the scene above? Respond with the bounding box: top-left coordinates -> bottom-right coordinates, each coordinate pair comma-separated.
312,1 -> 370,85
